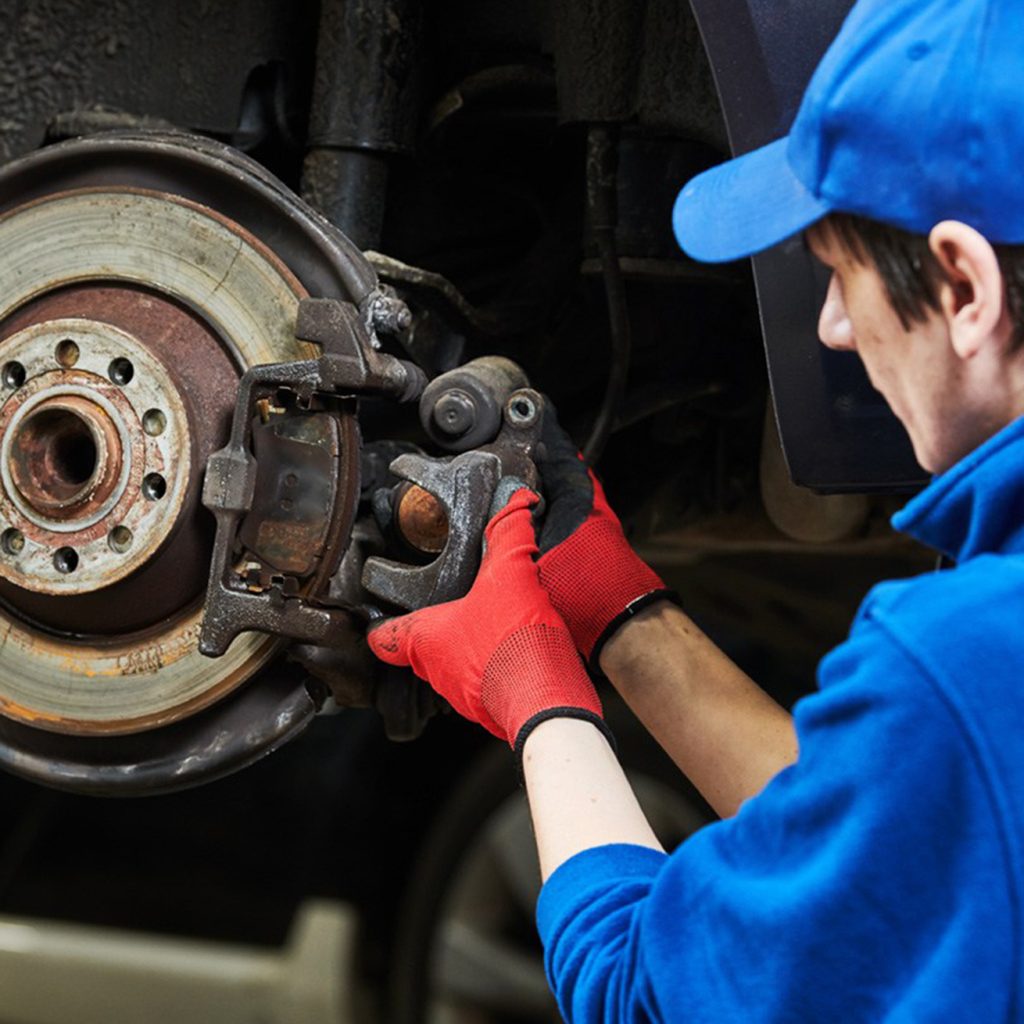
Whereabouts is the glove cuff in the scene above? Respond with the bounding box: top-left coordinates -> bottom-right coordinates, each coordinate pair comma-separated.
513,707 -> 616,784
588,588 -> 681,675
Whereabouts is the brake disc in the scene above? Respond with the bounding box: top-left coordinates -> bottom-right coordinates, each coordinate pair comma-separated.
0,133 -> 371,793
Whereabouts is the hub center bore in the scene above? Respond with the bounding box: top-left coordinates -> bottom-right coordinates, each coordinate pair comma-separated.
8,395 -> 121,519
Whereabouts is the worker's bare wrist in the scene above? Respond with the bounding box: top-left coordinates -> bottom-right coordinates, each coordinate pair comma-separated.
598,598 -> 686,678
521,715 -> 615,771
514,707 -> 614,780
588,590 -> 681,674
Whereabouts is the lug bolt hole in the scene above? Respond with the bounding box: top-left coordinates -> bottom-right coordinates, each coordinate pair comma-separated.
108,358 -> 134,386
55,339 -> 80,368
53,547 -> 78,574
108,525 -> 133,553
1,528 -> 25,556
142,473 -> 167,501
2,361 -> 26,389
142,409 -> 167,436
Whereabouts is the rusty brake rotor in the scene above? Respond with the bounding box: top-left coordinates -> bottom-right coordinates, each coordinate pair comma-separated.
0,133 -> 373,793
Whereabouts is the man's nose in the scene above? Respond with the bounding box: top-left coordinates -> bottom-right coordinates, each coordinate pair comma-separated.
818,274 -> 855,351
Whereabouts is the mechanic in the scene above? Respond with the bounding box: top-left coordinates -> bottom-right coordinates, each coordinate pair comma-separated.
369,0 -> 1024,1019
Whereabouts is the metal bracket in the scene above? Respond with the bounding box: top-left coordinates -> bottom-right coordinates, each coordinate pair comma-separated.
361,388 -> 545,611
199,297 -> 426,658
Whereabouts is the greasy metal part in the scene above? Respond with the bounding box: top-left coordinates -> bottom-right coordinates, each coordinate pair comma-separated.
301,0 -> 421,248
290,636 -> 377,713
199,296 -> 425,658
304,0 -> 420,154
364,251 -> 504,337
362,452 -> 500,611
0,318 -> 191,598
284,509 -> 443,743
367,288 -> 414,336
294,296 -> 426,401
362,387 -> 544,612
302,149 -> 390,254
359,440 -> 425,500
419,357 -> 529,453
286,520 -> 389,711
362,252 -> 485,377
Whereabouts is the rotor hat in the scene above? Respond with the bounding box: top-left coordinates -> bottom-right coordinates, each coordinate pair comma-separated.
673,0 -> 1024,263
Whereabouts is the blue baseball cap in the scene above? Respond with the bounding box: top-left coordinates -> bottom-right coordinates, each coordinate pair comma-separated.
673,0 -> 1024,264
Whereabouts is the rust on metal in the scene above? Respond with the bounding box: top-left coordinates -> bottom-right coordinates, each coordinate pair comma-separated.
0,185 -> 313,736
0,366 -> 148,552
0,286 -> 231,633
240,411 -> 344,578
0,606 -> 283,736
396,482 -> 449,554
8,394 -> 122,518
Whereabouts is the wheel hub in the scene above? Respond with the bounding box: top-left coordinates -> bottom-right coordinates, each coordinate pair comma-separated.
0,317 -> 191,596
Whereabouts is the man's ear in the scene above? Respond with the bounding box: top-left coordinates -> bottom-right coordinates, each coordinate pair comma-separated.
929,221 -> 1009,360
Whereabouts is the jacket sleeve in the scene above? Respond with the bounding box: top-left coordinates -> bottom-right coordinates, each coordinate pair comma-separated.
536,615 -> 1012,1023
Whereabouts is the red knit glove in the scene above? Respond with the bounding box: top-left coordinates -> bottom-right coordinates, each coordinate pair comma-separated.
367,488 -> 608,756
536,414 -> 677,671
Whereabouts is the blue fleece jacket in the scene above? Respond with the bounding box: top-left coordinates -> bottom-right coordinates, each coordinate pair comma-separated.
537,416 -> 1024,1022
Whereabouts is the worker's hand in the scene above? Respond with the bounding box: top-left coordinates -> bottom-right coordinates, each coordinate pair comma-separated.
367,487 -> 606,755
536,412 -> 676,671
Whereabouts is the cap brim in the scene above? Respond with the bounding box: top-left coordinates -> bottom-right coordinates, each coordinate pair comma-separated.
673,137 -> 832,264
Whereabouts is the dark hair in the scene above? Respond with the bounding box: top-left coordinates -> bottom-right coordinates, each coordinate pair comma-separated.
810,212 -> 1024,349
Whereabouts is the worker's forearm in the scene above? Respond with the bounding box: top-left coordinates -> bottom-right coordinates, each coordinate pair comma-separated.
523,717 -> 663,881
600,601 -> 798,818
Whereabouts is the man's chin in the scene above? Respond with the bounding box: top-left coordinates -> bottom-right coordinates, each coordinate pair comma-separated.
908,433 -> 941,477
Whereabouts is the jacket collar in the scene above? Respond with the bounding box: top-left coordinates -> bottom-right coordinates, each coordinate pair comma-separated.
892,416 -> 1024,563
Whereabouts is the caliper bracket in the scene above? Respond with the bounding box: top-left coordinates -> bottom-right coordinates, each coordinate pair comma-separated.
199,297 -> 425,658
361,386 -> 545,612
